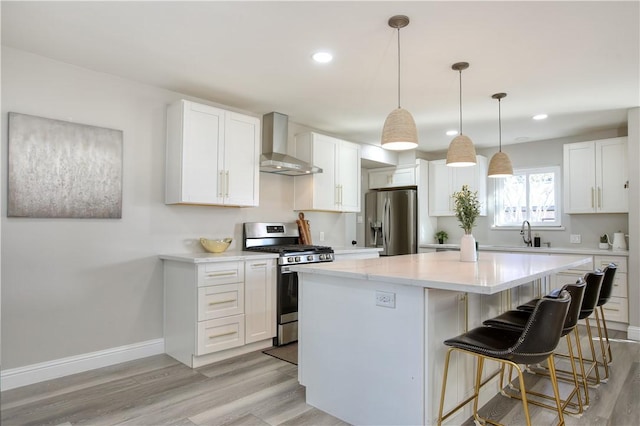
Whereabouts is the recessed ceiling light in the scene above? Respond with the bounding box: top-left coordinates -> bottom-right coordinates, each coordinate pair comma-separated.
532,114 -> 548,120
312,51 -> 333,63
446,130 -> 458,136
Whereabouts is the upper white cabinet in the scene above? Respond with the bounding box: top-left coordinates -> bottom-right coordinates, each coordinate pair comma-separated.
165,99 -> 260,207
428,156 -> 488,216
294,132 -> 361,212
368,165 -> 417,189
563,137 -> 628,214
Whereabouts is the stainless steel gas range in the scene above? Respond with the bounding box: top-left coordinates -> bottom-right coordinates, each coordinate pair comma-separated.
243,222 -> 334,346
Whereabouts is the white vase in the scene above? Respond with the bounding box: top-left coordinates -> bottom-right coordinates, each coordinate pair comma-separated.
460,234 -> 477,262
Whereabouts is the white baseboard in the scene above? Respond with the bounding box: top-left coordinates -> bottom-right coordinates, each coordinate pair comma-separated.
628,325 -> 640,341
1,338 -> 164,391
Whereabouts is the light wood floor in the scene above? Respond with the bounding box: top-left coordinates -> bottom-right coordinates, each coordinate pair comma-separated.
2,328 -> 638,425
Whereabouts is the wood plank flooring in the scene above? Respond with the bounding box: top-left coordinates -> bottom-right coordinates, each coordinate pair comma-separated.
2,328 -> 638,425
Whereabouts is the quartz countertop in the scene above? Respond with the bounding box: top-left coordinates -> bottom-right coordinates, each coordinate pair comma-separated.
332,246 -> 382,255
421,243 -> 629,256
292,251 -> 592,294
159,251 -> 279,263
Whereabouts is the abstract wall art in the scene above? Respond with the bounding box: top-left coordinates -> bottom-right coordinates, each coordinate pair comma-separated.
8,112 -> 123,218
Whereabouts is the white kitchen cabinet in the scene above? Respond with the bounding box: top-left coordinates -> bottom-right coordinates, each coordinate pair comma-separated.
244,259 -> 276,344
428,156 -> 488,216
294,132 -> 361,212
551,254 -> 628,325
165,99 -> 260,207
163,257 -> 276,368
368,165 -> 417,189
563,137 -> 628,213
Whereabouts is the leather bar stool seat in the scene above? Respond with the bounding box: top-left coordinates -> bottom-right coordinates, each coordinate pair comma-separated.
437,291 -> 571,426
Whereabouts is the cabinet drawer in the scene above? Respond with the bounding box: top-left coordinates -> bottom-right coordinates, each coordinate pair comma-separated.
611,272 -> 627,298
197,315 -> 245,355
198,261 -> 244,287
594,255 -> 627,273
600,296 -> 628,323
198,283 -> 244,320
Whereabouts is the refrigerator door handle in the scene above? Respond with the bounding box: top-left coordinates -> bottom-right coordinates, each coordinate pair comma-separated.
383,197 -> 390,249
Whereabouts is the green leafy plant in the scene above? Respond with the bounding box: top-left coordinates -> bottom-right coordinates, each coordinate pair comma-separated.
435,230 -> 448,243
600,234 -> 608,243
452,185 -> 481,235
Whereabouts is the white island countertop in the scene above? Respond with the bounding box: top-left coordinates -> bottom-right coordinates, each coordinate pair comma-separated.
292,251 -> 592,294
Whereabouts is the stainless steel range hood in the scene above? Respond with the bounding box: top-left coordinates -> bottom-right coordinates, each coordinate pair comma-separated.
260,112 -> 322,176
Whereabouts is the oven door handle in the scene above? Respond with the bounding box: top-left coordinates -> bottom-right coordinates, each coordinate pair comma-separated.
280,266 -> 295,274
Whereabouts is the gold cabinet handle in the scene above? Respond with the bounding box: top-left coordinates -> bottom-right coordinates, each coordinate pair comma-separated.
208,299 -> 236,305
597,186 -> 602,208
250,262 -> 267,267
208,331 -> 237,339
603,307 -> 620,312
591,187 -> 595,208
225,170 -> 230,197
206,271 -> 237,278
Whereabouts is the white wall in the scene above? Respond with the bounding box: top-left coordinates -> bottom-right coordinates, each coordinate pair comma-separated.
0,47 -> 354,370
627,108 -> 639,336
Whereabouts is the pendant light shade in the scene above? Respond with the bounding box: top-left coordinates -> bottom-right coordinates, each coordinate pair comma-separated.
446,62 -> 477,167
488,92 -> 514,178
382,107 -> 418,150
381,15 -> 418,151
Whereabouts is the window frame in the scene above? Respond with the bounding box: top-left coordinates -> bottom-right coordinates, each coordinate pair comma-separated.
493,166 -> 562,228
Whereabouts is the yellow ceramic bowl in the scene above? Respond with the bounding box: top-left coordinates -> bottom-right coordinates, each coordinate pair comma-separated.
200,237 -> 232,253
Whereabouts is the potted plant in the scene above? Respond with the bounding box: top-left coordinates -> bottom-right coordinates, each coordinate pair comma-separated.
452,185 -> 481,261
435,230 -> 448,244
599,234 -> 610,250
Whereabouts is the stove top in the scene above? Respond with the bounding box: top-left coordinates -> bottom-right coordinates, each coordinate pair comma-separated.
247,244 -> 333,254
243,222 -> 334,265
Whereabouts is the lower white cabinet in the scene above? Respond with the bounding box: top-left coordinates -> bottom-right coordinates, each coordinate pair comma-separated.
551,254 -> 628,324
244,259 -> 276,344
164,257 -> 276,368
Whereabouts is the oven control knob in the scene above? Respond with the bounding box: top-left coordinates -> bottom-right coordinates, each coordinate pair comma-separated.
295,256 -> 301,262
319,254 -> 325,260
287,257 -> 294,263
307,255 -> 314,261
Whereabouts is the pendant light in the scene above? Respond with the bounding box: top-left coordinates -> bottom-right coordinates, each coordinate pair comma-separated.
381,15 -> 418,151
446,62 -> 477,166
487,92 -> 514,178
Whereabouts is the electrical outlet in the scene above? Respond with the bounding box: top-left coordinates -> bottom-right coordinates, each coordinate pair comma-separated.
570,234 -> 581,244
375,291 -> 396,308
319,231 -> 325,242
357,215 -> 363,224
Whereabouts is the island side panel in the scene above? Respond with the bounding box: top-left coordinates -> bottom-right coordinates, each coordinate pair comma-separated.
298,272 -> 425,426
425,289 -> 504,424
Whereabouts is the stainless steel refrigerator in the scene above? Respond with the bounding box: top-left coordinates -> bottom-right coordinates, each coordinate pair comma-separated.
365,188 -> 417,256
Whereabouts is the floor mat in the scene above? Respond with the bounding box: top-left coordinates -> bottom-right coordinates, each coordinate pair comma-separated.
263,342 -> 298,365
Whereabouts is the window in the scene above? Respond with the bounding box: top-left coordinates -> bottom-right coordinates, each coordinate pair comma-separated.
494,166 -> 561,227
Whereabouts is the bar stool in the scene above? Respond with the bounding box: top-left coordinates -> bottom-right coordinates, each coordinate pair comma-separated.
437,291 -> 571,426
588,263 -> 616,381
519,270 -> 604,397
483,279 -> 586,415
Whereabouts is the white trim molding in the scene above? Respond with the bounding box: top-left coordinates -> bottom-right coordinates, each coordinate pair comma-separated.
628,325 -> 640,342
0,338 -> 164,391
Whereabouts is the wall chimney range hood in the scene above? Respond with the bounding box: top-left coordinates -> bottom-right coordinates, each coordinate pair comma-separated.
260,112 -> 322,176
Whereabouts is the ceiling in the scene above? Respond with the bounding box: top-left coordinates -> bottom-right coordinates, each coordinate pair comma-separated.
2,1 -> 639,153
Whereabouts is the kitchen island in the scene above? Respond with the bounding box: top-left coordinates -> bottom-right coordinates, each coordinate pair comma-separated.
292,251 -> 591,425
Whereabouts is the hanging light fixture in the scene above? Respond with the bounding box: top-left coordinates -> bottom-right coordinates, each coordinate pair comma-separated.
488,92 -> 514,178
381,15 -> 418,151
446,62 -> 477,166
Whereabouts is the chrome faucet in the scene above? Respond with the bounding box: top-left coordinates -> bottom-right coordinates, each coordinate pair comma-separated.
520,220 -> 532,247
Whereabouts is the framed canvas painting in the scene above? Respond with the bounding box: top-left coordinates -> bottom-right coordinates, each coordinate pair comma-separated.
8,112 -> 123,218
